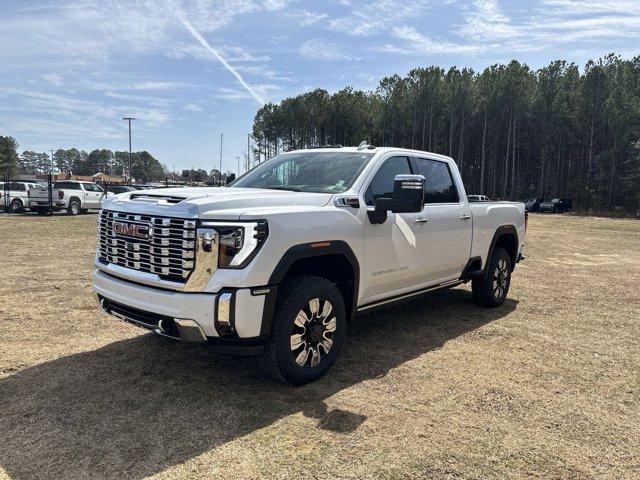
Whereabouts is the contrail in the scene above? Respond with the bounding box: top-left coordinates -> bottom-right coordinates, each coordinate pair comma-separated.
179,16 -> 266,106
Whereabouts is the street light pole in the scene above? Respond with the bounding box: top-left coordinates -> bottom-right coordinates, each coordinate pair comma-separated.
122,117 -> 136,182
219,133 -> 223,186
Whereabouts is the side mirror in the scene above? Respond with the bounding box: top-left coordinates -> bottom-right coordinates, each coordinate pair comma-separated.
368,174 -> 425,224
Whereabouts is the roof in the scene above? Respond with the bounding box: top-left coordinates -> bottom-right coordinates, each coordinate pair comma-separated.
283,146 -> 454,162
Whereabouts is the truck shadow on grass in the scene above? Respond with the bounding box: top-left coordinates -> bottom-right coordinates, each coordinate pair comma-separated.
0,288 -> 517,480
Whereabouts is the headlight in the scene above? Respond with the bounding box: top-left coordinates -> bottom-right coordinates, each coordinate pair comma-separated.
199,220 -> 268,268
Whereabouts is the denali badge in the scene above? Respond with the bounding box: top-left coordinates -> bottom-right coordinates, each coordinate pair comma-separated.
112,220 -> 152,241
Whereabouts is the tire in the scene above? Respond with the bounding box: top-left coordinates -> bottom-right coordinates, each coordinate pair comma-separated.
472,247 -> 512,308
9,200 -> 23,214
258,275 -> 347,385
67,199 -> 80,215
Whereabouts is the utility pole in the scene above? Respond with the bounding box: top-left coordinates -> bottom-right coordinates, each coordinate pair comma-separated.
219,133 -> 223,186
122,117 -> 136,182
49,149 -> 54,215
247,133 -> 251,169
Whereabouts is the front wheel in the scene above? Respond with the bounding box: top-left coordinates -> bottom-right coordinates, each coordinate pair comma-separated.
472,247 -> 512,308
258,275 -> 346,385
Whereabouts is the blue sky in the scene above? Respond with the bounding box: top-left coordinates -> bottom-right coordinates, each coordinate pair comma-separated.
1,0 -> 638,175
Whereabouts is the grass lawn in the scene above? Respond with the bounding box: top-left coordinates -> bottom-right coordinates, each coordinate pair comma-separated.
0,213 -> 639,479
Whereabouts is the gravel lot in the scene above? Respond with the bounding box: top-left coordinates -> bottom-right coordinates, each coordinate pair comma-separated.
0,213 -> 638,479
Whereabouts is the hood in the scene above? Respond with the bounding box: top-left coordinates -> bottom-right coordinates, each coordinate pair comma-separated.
102,187 -> 333,219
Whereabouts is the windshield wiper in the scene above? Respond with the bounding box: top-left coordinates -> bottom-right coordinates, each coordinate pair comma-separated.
265,185 -> 303,192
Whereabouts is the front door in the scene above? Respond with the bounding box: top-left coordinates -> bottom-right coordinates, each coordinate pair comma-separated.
360,155 -> 430,301
82,184 -> 103,208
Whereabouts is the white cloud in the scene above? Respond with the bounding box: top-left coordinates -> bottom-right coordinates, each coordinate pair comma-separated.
299,39 -> 357,61
211,84 -> 280,102
289,10 -> 329,26
391,26 -> 485,55
184,103 -> 203,111
461,0 -> 520,42
262,0 -> 295,11
329,0 -> 434,36
41,73 -> 65,87
386,0 -> 640,58
127,81 -> 186,91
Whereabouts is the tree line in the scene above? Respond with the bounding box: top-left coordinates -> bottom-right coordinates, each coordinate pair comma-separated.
251,54 -> 640,213
0,139 -> 168,183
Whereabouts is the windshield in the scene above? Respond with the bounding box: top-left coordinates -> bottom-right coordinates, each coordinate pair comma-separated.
231,151 -> 375,193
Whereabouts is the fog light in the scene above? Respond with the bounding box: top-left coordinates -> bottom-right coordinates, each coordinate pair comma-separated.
215,291 -> 236,337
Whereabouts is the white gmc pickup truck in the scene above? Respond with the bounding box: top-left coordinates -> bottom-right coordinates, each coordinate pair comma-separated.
93,146 -> 526,384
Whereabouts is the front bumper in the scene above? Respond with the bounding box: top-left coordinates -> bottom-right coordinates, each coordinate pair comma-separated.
92,269 -> 271,352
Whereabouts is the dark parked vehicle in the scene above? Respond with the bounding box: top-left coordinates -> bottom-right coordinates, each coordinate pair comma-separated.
539,198 -> 573,213
524,198 -> 545,212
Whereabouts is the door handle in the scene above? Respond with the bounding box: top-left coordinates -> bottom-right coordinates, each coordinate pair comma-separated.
413,218 -> 429,223
459,215 -> 471,221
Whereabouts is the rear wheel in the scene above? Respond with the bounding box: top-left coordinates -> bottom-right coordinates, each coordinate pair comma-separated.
9,200 -> 23,214
258,275 -> 346,385
67,199 -> 80,215
472,247 -> 512,308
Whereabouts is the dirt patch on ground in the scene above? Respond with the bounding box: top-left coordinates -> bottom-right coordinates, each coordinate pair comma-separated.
0,213 -> 638,479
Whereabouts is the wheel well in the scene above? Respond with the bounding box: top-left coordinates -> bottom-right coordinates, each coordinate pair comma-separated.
494,233 -> 518,270
69,197 -> 81,205
11,198 -> 23,205
282,254 -> 357,320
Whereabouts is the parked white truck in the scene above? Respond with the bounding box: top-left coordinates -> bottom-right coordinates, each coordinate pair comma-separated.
28,180 -> 110,214
1,181 -> 48,213
93,146 -> 526,384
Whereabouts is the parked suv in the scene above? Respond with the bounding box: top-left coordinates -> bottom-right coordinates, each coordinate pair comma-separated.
539,198 -> 572,213
93,146 -> 526,384
524,198 -> 545,212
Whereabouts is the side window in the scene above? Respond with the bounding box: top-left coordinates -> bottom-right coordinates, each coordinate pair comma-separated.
364,156 -> 412,206
415,158 -> 459,204
83,183 -> 103,192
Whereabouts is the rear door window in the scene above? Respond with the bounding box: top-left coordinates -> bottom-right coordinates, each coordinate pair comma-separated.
414,158 -> 459,204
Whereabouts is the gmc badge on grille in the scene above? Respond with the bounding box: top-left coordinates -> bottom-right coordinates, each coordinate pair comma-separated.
113,220 -> 152,241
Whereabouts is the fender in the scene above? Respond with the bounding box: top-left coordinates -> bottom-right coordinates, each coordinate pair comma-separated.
259,240 -> 361,336
483,225 -> 519,278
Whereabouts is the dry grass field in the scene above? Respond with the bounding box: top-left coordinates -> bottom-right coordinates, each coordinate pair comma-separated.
0,213 -> 639,480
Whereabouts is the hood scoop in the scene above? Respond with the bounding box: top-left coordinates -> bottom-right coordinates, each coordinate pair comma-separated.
128,193 -> 186,204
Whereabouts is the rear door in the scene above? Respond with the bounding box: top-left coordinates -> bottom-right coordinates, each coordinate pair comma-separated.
413,157 -> 472,283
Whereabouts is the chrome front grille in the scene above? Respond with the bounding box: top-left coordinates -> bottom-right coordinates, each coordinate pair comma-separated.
98,210 -> 197,282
